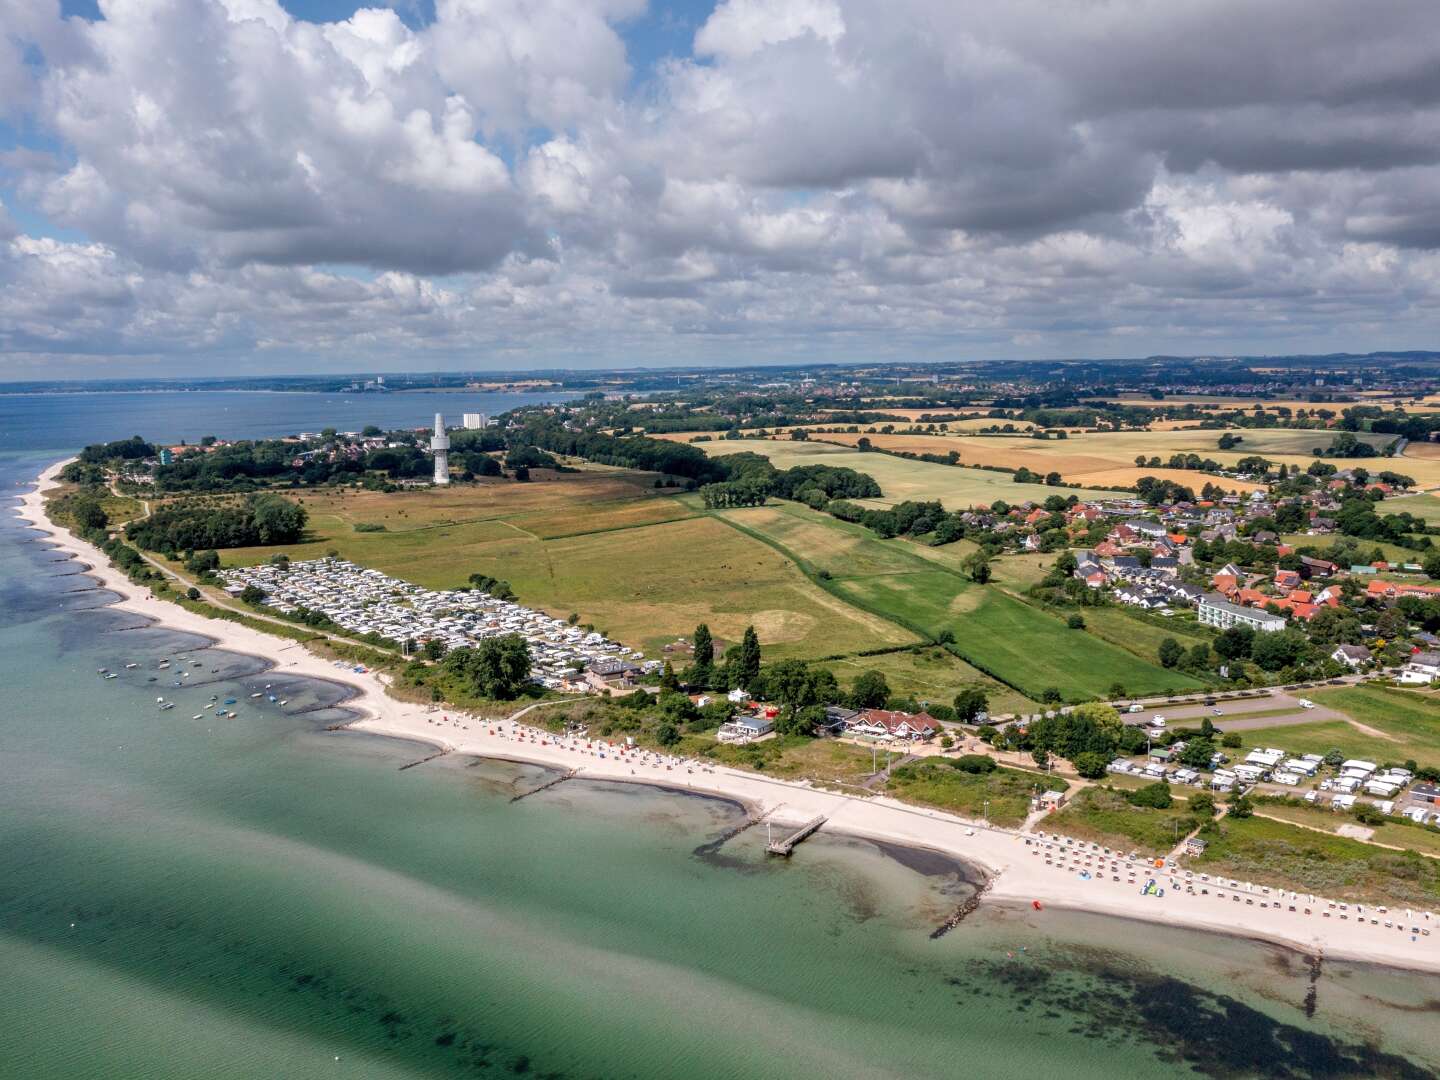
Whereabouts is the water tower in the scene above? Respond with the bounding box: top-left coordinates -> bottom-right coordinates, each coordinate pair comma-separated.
431,413 -> 450,485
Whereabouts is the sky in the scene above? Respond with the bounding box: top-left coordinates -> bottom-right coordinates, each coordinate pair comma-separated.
1,1 -> 1439,379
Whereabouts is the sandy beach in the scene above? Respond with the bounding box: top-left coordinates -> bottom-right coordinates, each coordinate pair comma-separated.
14,459 -> 1440,974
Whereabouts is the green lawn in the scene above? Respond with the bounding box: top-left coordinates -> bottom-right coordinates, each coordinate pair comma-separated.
1309,685 -> 1440,765
954,590 -> 1208,702
1188,814 -> 1440,910
1393,493 -> 1440,524
1044,786 -> 1197,856
886,759 -> 1066,828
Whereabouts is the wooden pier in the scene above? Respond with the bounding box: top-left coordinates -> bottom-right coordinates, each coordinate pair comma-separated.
765,815 -> 827,857
510,768 -> 577,803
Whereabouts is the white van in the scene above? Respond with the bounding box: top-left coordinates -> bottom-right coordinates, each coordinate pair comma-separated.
1298,699 -> 1315,709
1148,715 -> 1167,729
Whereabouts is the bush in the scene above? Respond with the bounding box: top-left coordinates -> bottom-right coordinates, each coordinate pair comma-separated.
1220,732 -> 1242,748
1126,781 -> 1174,809
1067,613 -> 1085,630
951,754 -> 997,774
1074,751 -> 1109,779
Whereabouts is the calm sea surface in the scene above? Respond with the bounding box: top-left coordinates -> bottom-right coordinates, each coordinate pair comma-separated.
2,393 -> 1440,1077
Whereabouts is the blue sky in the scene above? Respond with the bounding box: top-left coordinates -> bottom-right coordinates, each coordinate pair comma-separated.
5,0 -> 1439,377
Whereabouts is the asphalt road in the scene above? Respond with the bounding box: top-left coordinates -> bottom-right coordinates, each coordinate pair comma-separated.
1123,690 -> 1347,731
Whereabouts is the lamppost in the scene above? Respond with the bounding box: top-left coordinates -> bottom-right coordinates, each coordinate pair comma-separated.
983,799 -> 990,825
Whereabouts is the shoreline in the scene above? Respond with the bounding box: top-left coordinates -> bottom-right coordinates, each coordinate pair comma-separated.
13,458 -> 1440,975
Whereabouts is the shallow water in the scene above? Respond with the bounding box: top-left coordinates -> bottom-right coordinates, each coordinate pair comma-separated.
3,446 -> 1439,1078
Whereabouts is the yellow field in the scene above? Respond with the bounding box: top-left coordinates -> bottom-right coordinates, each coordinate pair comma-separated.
696,438 -> 1130,506
808,432 -> 1272,493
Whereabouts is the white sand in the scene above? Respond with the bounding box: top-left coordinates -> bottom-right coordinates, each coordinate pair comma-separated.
15,460 -> 1440,973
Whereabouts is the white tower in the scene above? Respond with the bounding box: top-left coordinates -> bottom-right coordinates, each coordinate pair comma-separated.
431,413 -> 450,485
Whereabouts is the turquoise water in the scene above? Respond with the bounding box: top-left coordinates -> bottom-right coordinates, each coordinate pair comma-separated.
4,443 -> 1440,1077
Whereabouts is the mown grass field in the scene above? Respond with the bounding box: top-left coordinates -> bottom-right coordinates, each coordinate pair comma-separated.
698,438 -> 1129,507
219,479 -> 916,661
885,759 -> 1066,828
820,647 -> 1037,717
1395,494 -> 1440,523
716,499 -> 1204,701
1189,815 -> 1440,910
1280,534 -> 1426,566
1044,786 -> 1198,856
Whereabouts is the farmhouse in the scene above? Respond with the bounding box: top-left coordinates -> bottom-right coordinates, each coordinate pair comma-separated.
845,709 -> 939,742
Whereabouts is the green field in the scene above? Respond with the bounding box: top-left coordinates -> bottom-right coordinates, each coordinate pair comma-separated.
1254,801 -> 1440,860
885,759 -> 1066,828
1394,494 -> 1440,523
218,479 -> 917,661
820,647 -> 1037,717
1189,815 -> 1440,910
1216,686 -> 1440,771
699,438 -> 1129,508
1280,534 -> 1425,566
1045,786 -> 1198,856
716,500 -> 1204,702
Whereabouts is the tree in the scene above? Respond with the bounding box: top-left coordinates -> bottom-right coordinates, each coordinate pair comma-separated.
1250,629 -> 1307,672
655,721 -> 681,747
185,587 -> 201,601
1073,751 -> 1110,779
1189,793 -> 1217,818
1040,686 -> 1063,704
71,499 -> 109,531
1067,613 -> 1086,630
963,551 -> 992,584
736,625 -> 762,690
1220,732 -> 1242,748
757,660 -> 838,731
660,661 -> 679,692
1425,552 -> 1440,581
441,634 -> 532,700
1228,795 -> 1254,818
1177,738 -> 1216,770
422,638 -> 447,661
239,585 -> 265,605
1157,637 -> 1184,669
1214,626 -> 1255,660
849,670 -> 891,710
687,623 -> 715,686
1031,747 -> 1051,769
953,687 -> 989,723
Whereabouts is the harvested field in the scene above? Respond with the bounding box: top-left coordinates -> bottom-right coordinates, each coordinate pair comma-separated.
698,438 -> 1129,507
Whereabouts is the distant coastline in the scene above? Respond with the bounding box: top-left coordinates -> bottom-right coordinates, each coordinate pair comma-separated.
15,456 -> 1440,976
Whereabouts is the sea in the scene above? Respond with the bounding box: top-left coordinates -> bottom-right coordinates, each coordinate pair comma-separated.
2,391 -> 1440,1079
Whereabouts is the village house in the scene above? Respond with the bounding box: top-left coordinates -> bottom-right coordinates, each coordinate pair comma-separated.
1331,644 -> 1372,669
844,709 -> 940,742
1399,651 -> 1440,685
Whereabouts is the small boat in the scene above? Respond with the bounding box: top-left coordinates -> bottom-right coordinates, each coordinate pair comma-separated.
103,672 -> 118,680
156,696 -> 165,703
97,668 -> 108,674
125,663 -> 138,669
158,702 -> 175,711
279,700 -> 288,706
250,692 -> 262,699
224,698 -> 236,705
192,714 -> 204,720
147,676 -> 158,682
267,695 -> 277,702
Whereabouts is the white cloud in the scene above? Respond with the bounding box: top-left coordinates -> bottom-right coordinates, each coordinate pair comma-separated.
0,0 -> 1438,374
